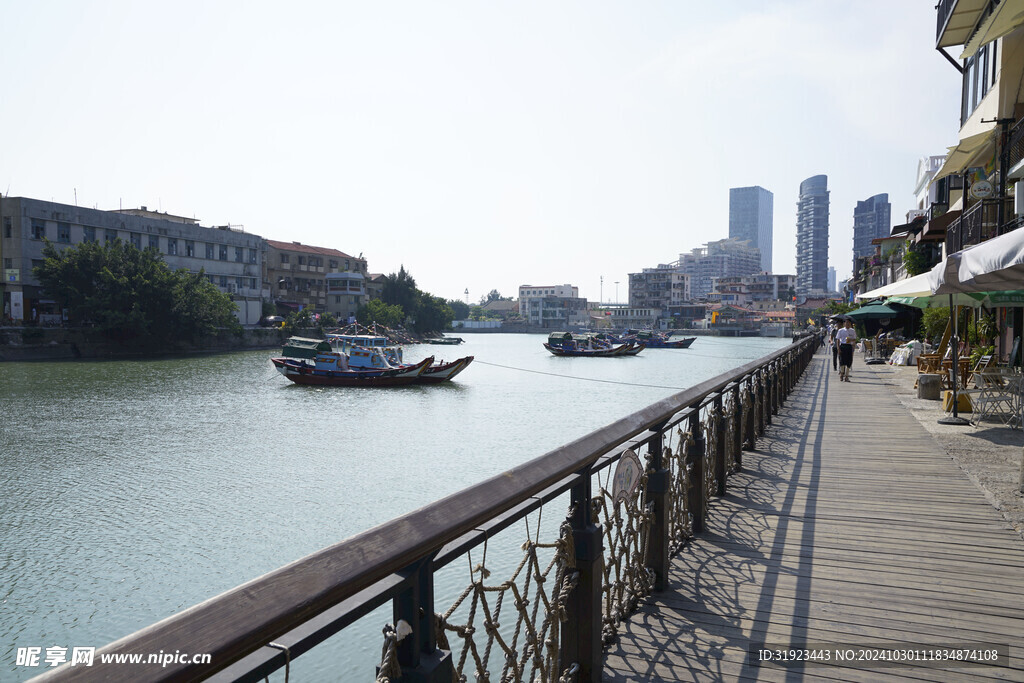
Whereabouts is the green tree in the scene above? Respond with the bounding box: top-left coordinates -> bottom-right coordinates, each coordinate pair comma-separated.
356,299 -> 405,328
33,239 -> 239,345
413,292 -> 454,333
479,289 -> 508,305
448,299 -> 470,320
903,241 -> 930,276
382,266 -> 419,321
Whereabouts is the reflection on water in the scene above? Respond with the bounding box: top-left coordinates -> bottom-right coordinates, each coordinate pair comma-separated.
0,333 -> 789,680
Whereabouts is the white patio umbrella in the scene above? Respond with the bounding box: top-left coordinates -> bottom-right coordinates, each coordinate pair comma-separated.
933,227 -> 1024,294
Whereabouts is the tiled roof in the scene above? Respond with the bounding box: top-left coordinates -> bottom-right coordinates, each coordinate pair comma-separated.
266,239 -> 355,259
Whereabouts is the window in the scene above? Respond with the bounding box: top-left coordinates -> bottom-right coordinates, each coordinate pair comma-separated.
149,235 -> 159,250
3,217 -> 11,237
249,248 -> 257,264
251,277 -> 257,289
329,259 -> 338,269
31,219 -> 45,240
335,295 -> 341,304
167,238 -> 178,255
235,247 -> 243,262
298,256 -> 306,266
219,275 -> 228,287
105,230 -> 117,244
83,227 -> 96,243
236,276 -> 245,289
186,241 -> 195,257
219,244 -> 227,261
280,254 -> 290,264
3,258 -> 11,269
58,223 -> 71,243
130,233 -> 141,249
206,243 -> 215,259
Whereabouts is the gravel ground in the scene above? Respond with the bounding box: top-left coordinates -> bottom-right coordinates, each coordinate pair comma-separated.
857,356 -> 1024,540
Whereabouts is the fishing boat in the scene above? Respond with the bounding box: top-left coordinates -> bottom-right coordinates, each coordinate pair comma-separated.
542,331 -> 643,357
423,336 -> 465,345
614,329 -> 697,349
276,335 -> 473,385
271,351 -> 433,387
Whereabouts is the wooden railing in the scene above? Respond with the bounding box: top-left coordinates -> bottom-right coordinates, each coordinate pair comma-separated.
36,336 -> 818,683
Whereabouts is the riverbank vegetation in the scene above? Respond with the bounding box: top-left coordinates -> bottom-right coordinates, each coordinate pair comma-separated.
33,240 -> 240,347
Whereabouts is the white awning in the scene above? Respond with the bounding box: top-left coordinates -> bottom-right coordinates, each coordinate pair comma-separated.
856,273 -> 934,300
933,129 -> 997,182
934,228 -> 1024,293
961,1 -> 1024,59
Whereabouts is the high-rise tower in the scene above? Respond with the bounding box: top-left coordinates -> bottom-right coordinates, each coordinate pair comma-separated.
795,175 -> 829,295
852,193 -> 892,265
729,186 -> 774,272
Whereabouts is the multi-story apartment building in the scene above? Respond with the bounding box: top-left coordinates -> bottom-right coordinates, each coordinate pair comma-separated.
795,174 -> 830,296
0,196 -> 265,324
677,238 -> 762,301
852,194 -> 892,266
729,186 -> 774,272
265,240 -> 368,321
517,284 -> 589,328
628,266 -> 690,310
709,273 -> 797,308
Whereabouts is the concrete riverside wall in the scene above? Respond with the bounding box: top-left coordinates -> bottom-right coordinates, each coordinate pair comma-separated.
0,326 -> 287,361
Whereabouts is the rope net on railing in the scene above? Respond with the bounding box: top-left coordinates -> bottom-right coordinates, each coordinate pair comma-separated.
377,517 -> 579,683
702,406 -> 719,503
594,452 -> 655,644
667,429 -> 695,556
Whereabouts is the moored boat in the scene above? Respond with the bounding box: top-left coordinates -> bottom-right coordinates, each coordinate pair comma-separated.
543,331 -> 643,357
613,329 -> 696,349
275,335 -> 473,385
272,353 -> 433,387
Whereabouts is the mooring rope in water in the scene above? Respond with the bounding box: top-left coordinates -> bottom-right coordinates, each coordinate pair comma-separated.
474,360 -> 688,390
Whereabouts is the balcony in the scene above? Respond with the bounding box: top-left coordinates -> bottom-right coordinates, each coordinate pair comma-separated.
946,196 -> 1014,252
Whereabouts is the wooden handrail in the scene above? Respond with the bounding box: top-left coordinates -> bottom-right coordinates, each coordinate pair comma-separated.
36,338 -> 815,682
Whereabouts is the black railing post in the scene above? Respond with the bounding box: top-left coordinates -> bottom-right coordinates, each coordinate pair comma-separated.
687,411 -> 706,534
391,554 -> 453,682
732,383 -> 743,471
561,477 -> 603,680
714,396 -> 726,496
646,422 -> 671,592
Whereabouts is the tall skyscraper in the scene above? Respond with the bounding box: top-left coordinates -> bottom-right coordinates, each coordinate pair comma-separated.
852,194 -> 892,265
795,175 -> 829,295
729,186 -> 774,272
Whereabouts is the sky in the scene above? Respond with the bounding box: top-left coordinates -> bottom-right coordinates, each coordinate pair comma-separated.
2,1 -> 962,304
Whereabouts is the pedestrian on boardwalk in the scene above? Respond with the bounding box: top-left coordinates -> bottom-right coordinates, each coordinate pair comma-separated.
836,320 -> 857,381
829,324 -> 839,371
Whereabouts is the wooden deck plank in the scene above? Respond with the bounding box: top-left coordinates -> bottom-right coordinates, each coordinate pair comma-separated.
605,355 -> 1024,681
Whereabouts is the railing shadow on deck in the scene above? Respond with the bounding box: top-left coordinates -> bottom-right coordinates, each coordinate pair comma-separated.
35,336 -> 821,683
602,357 -> 829,682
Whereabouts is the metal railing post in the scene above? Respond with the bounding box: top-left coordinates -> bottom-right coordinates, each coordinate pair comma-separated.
560,476 -> 603,680
732,383 -> 743,471
687,411 -> 706,534
391,554 -> 453,682
646,422 -> 671,592
714,396 -> 726,496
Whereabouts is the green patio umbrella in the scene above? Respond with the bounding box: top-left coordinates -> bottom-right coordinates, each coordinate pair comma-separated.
845,301 -> 904,320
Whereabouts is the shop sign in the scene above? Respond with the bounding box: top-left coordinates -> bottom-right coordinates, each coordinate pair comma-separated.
970,180 -> 994,199
4,268 -> 18,283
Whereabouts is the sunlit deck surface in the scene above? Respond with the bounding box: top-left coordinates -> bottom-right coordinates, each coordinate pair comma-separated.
605,354 -> 1024,681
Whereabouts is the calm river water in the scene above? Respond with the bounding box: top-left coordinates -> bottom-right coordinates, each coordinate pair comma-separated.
0,333 -> 790,681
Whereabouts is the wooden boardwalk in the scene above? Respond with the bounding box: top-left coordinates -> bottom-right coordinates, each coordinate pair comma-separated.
604,353 -> 1024,682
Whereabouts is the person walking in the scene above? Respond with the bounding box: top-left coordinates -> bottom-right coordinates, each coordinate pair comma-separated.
829,324 -> 840,372
836,320 -> 858,381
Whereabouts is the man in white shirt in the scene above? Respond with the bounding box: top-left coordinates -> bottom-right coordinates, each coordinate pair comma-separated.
836,320 -> 858,381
